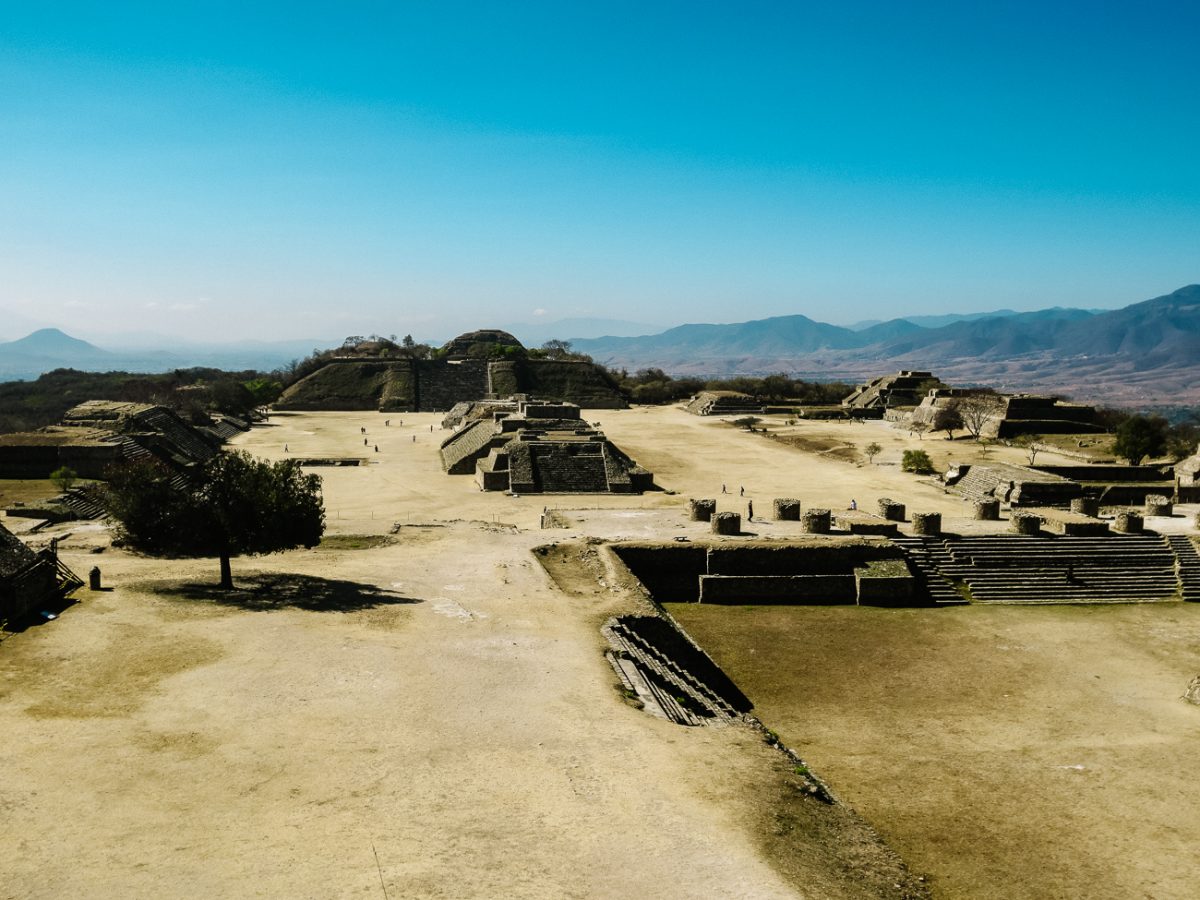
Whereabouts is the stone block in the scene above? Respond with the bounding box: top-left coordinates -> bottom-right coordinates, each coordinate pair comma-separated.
772,498 -> 801,521
1144,494 -> 1173,517
1010,512 -> 1041,535
911,512 -> 941,536
688,498 -> 716,522
1070,497 -> 1100,517
973,499 -> 1000,520
877,498 -> 906,521
801,509 -> 831,534
1114,511 -> 1144,534
711,512 -> 741,535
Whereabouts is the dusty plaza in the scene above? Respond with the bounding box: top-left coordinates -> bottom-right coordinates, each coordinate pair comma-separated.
3,406 -> 1200,898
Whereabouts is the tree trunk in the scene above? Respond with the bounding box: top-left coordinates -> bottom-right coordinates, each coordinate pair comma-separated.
219,552 -> 233,590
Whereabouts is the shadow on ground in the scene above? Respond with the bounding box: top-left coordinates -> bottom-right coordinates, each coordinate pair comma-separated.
146,573 -> 422,613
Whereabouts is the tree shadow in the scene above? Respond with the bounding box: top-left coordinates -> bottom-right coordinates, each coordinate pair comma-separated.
149,573 -> 422,613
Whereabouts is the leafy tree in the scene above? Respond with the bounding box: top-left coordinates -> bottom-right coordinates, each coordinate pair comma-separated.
1113,415 -> 1168,465
864,442 -> 882,464
932,403 -> 964,439
731,416 -> 762,430
1012,433 -> 1043,465
242,378 -> 283,406
901,449 -> 934,474
50,466 -> 78,493
103,451 -> 325,590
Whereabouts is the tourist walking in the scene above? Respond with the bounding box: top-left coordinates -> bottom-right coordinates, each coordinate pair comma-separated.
747,500 -> 753,521
284,443 -> 288,453
739,486 -> 744,497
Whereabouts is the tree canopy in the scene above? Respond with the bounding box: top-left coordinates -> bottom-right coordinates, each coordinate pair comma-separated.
104,451 -> 325,589
1113,415 -> 1168,465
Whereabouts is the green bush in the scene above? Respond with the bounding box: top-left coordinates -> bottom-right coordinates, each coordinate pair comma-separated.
901,449 -> 934,474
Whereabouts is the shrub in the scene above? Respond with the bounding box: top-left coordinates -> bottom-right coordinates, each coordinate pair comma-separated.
50,466 -> 78,493
901,449 -> 934,474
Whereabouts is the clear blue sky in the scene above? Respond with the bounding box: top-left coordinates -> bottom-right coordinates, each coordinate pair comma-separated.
1,1 -> 1197,342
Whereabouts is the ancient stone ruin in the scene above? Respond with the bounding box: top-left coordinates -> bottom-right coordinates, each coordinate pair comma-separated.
0,401 -> 220,482
842,371 -> 944,412
439,399 -> 652,493
0,523 -> 82,627
275,330 -> 626,412
684,391 -> 764,416
909,391 -> 1101,438
948,462 -> 1082,508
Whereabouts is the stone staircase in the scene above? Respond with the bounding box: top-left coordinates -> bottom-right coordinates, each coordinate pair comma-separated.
1167,535 -> 1200,602
131,407 -> 219,463
602,616 -> 750,725
921,535 -> 1179,604
889,536 -> 967,605
60,487 -> 105,519
531,443 -> 610,492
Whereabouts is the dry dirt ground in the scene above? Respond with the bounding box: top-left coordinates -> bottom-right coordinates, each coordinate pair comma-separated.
1,406 -> 1197,898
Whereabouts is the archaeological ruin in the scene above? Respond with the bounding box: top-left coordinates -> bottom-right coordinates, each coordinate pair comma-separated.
274,330 -> 626,412
439,398 -> 652,493
0,523 -> 82,627
841,370 -> 945,413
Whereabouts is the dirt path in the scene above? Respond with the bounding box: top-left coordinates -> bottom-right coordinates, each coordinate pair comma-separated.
0,408 -> 936,898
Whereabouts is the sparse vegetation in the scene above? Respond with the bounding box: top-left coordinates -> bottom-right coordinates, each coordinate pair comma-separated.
864,442 -> 882,464
1012,434 -> 1043,465
50,465 -> 78,493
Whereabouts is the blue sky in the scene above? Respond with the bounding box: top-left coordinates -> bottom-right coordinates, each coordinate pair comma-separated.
1,1 -> 1197,342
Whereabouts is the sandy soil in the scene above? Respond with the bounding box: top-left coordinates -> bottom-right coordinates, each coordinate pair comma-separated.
0,407 -> 945,899
3,406 -> 1195,898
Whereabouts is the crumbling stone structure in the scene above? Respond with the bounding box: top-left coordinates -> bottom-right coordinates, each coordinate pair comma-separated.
711,512 -> 741,535
950,462 -> 1081,508
275,331 -> 625,412
974,499 -> 1001,520
772,498 -> 801,521
439,399 -> 652,494
0,524 -> 82,627
0,401 -> 220,481
1071,497 -> 1100,517
911,512 -> 941,536
1010,512 -> 1042,535
913,391 -> 1101,438
801,509 -> 831,534
688,499 -> 716,522
877,498 -> 906,521
1144,495 -> 1173,517
842,371 -> 943,411
1114,511 -> 1144,534
684,391 -> 763,416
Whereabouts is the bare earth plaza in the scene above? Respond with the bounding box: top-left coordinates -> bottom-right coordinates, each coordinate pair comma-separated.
3,366 -> 1200,897
4,8 -> 1200,897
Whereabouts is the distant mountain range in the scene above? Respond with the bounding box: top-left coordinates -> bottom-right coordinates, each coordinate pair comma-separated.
568,285 -> 1200,405
0,329 -> 324,382
2,286 -> 1197,405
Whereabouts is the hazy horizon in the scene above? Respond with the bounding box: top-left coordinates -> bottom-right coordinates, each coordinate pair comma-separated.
2,3 -> 1197,343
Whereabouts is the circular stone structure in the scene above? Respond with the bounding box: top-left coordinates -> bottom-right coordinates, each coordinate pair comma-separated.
1114,511 -> 1144,534
441,329 -> 524,359
1071,497 -> 1100,517
688,499 -> 716,522
974,499 -> 1001,520
911,512 -> 942,536
802,509 -> 831,534
711,512 -> 741,535
772,498 -> 801,521
1144,495 -> 1173,517
1010,512 -> 1042,535
877,498 -> 906,522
